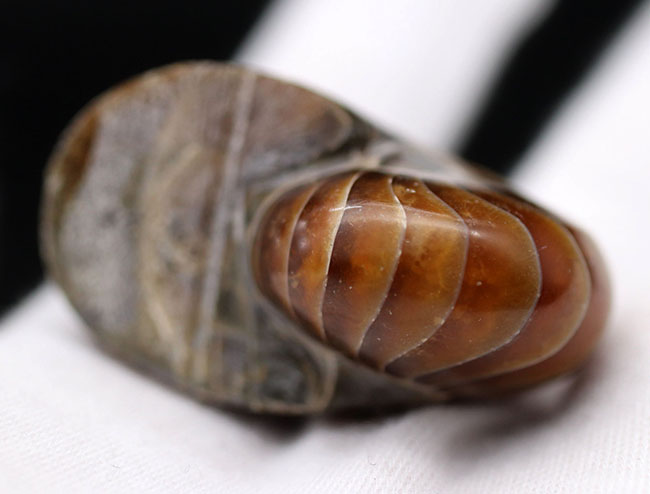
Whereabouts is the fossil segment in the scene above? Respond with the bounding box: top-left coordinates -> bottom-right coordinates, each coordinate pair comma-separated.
418,191 -> 591,387
287,172 -> 361,341
322,172 -> 406,356
42,61 -> 610,414
385,184 -> 542,378
357,177 -> 468,369
446,228 -> 610,398
252,182 -> 319,318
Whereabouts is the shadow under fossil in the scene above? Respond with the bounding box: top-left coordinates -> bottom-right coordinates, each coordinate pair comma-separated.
442,349 -> 608,469
59,303 -> 615,454
227,350 -> 612,450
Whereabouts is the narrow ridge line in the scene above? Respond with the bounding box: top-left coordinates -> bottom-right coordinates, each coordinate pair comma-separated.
192,71 -> 257,385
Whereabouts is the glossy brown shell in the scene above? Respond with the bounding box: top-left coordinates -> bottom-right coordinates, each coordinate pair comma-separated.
252,169 -> 610,398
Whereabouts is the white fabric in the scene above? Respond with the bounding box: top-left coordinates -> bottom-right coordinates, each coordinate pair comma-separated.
239,0 -> 552,147
2,1 -> 650,492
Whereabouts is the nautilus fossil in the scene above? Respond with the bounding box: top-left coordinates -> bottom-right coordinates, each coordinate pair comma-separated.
42,62 -> 610,414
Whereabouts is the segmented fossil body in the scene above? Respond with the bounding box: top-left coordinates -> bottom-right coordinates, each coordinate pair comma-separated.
42,62 -> 610,414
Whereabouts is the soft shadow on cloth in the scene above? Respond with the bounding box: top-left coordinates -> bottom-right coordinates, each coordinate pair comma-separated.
446,354 -> 605,461
63,308 -> 614,452
230,349 -> 611,451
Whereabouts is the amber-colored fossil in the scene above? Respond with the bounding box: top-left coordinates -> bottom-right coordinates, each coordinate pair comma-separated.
41,62 -> 610,414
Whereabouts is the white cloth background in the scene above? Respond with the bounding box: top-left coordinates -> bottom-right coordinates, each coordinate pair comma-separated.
2,1 -> 650,492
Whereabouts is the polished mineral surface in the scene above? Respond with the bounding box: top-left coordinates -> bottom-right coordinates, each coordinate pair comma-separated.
42,61 -> 610,414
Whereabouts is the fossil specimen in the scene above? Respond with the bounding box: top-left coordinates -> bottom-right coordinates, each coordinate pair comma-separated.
41,62 -> 610,414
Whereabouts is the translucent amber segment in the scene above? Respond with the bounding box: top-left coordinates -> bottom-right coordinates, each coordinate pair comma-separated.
449,227 -> 610,397
387,185 -> 542,378
418,191 -> 591,386
253,183 -> 319,317
322,172 -> 406,355
358,177 -> 468,368
288,172 -> 360,340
